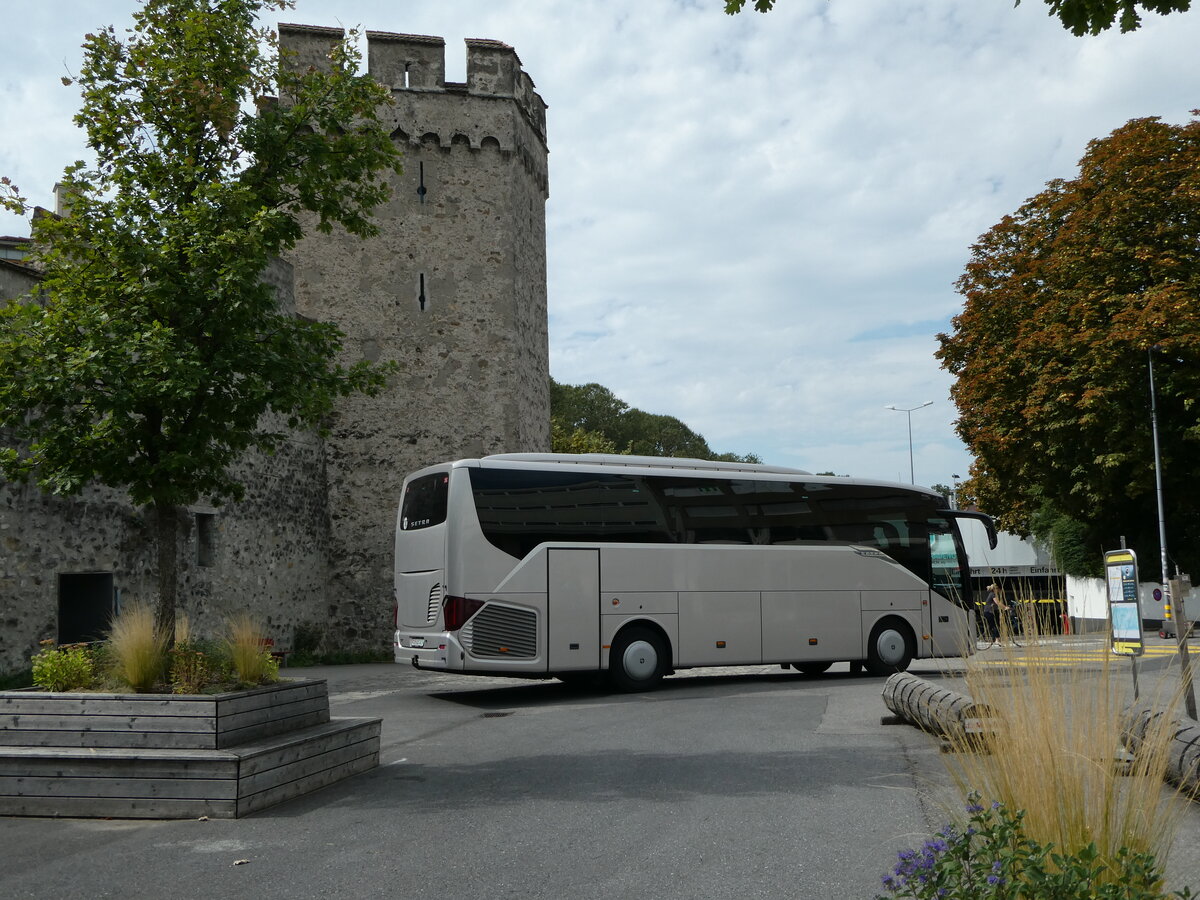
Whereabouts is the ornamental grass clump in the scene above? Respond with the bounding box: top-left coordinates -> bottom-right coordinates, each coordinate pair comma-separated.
31,640 -> 96,692
224,612 -> 279,687
937,613 -> 1189,891
174,611 -> 192,645
107,602 -> 168,693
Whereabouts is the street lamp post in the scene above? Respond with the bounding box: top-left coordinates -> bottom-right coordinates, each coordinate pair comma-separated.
1149,349 -> 1172,630
1148,348 -> 1196,719
885,401 -> 933,484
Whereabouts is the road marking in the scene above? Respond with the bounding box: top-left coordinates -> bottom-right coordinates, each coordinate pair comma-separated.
969,642 -> 1190,666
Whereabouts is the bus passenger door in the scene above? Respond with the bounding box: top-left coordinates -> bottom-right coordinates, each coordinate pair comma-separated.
929,531 -> 974,657
547,548 -> 600,672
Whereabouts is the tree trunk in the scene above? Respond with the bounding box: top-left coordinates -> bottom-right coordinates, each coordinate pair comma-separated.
154,500 -> 179,647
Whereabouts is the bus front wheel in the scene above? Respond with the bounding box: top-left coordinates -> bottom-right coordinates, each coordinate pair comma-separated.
609,626 -> 667,692
865,621 -> 914,676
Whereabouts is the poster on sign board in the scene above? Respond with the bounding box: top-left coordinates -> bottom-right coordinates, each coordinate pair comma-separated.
1105,549 -> 1143,657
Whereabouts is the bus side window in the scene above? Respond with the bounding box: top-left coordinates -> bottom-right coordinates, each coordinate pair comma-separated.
872,522 -> 900,550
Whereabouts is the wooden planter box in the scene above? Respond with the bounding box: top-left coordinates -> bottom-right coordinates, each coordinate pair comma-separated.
0,679 -> 331,750
0,679 -> 380,819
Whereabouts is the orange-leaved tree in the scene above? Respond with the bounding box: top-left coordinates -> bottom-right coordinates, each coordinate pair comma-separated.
937,114 -> 1200,575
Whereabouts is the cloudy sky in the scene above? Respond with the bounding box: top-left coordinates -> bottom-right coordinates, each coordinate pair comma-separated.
3,1 -> 1198,488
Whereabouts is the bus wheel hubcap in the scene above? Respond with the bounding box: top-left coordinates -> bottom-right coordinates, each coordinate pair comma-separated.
623,640 -> 658,680
876,630 -> 906,666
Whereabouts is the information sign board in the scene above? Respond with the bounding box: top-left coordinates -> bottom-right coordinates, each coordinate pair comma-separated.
1106,549 -> 1144,657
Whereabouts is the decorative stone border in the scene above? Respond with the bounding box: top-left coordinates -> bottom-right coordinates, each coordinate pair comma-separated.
0,679 -> 380,818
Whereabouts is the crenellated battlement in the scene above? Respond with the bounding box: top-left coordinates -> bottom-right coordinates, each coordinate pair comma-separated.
277,25 -> 547,147
366,31 -> 446,92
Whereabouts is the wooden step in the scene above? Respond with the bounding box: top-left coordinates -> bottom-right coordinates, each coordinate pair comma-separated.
0,717 -> 381,819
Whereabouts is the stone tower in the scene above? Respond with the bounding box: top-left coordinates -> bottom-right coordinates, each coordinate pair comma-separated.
279,25 -> 551,640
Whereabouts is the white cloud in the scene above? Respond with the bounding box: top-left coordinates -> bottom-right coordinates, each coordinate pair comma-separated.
3,0 -> 1198,488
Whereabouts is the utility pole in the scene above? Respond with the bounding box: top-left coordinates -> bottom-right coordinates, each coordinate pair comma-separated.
1149,348 -> 1196,719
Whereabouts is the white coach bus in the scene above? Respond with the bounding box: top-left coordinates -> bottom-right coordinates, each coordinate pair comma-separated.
393,453 -> 995,690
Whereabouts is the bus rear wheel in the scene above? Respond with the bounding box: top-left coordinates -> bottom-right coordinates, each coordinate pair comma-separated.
609,625 -> 667,692
865,621 -> 914,676
793,661 -> 833,676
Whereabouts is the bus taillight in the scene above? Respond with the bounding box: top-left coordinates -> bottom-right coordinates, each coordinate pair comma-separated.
443,595 -> 484,631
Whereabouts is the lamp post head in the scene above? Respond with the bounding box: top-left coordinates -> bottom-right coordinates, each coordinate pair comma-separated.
885,401 -> 934,413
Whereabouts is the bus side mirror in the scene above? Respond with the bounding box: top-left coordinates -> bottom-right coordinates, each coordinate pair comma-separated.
943,510 -> 999,550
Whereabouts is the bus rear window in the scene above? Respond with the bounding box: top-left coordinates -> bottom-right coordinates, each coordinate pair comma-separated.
401,473 -> 449,530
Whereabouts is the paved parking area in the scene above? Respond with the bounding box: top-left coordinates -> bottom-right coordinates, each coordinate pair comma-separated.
2,653 -> 1198,899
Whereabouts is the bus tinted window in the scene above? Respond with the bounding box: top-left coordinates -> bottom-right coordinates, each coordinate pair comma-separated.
469,467 -> 954,575
469,468 -> 675,558
401,473 -> 449,530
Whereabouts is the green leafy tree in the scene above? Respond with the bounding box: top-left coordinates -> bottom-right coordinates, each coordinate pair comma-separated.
549,378 -> 761,462
0,0 -> 403,638
548,380 -> 630,442
550,419 -> 619,454
937,114 -> 1200,576
723,0 -> 1191,36
621,408 -> 714,458
1029,503 -> 1103,577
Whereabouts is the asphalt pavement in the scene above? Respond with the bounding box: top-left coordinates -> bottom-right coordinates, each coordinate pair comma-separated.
2,637 -> 1199,899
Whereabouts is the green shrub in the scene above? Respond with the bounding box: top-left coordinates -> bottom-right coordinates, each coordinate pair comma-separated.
878,796 -> 1193,899
107,603 -> 168,692
31,641 -> 96,692
168,642 -> 212,695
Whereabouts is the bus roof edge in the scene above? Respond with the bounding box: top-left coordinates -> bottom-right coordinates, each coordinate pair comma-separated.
482,452 -> 814,477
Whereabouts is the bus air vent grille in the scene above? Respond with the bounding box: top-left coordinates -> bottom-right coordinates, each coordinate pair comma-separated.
463,604 -> 537,659
427,583 -> 443,626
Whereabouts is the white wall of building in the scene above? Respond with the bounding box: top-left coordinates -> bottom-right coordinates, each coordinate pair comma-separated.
1066,575 -> 1198,625
961,527 -> 1059,580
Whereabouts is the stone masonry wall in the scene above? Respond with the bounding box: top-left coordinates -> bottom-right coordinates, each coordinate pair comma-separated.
280,26 -> 551,650
0,426 -> 333,674
0,263 -> 337,674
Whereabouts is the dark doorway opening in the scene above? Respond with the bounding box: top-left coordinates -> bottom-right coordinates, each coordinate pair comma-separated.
58,573 -> 115,644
